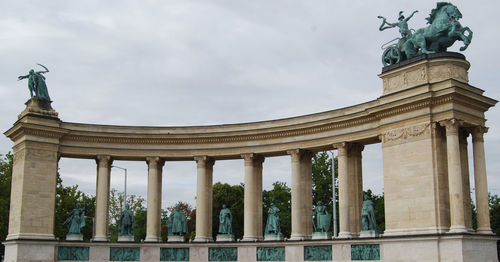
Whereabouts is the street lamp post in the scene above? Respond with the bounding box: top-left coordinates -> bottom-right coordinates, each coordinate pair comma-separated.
329,151 -> 338,238
112,165 -> 127,210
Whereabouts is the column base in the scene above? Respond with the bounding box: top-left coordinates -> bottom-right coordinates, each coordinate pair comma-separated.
337,232 -> 353,239
92,235 -> 109,242
4,239 -> 57,262
193,236 -> 213,242
144,236 -> 161,242
449,225 -> 467,233
476,227 -> 494,234
6,233 -> 56,241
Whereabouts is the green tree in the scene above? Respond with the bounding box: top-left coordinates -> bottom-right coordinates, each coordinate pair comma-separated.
162,201 -> 195,241
212,182 -> 244,239
108,188 -> 146,242
0,152 -> 13,259
54,173 -> 95,241
263,181 -> 292,238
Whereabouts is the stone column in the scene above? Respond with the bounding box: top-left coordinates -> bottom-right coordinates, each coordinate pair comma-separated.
471,127 -> 493,234
335,143 -> 352,238
350,144 -> 364,235
459,130 -> 473,231
441,119 -> 467,233
194,156 -> 215,242
94,155 -> 113,241
241,153 -> 265,241
288,149 -> 313,240
145,156 -> 164,242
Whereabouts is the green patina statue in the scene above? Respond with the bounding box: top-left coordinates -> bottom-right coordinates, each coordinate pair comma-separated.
361,195 -> 377,231
265,203 -> 281,235
118,204 -> 135,237
312,201 -> 331,233
64,203 -> 85,237
170,204 -> 187,236
18,64 -> 51,101
379,2 -> 473,66
218,204 -> 232,234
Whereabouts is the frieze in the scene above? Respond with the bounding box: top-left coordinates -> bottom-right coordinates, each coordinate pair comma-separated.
381,123 -> 431,144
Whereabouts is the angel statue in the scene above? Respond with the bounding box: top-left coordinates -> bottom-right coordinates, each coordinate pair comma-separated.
18,64 -> 51,101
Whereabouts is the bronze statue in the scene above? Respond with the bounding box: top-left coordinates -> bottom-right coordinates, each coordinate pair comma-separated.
18,64 -> 51,101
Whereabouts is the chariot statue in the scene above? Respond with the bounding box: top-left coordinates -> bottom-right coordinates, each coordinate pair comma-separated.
378,2 -> 472,66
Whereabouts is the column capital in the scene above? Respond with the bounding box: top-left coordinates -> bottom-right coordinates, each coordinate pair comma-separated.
333,142 -> 349,156
286,149 -> 313,161
471,126 -> 488,143
194,156 -> 215,168
241,153 -> 265,165
439,119 -> 464,135
95,155 -> 113,166
146,156 -> 165,167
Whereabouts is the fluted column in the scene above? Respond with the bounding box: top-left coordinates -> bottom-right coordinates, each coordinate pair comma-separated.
145,156 -> 164,242
194,156 -> 215,242
472,126 -> 493,234
288,149 -> 313,240
441,119 -> 467,233
241,153 -> 265,241
335,143 -> 352,238
350,144 -> 364,235
94,155 -> 112,241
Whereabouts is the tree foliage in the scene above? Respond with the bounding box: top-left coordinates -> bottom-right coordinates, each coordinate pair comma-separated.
263,181 -> 292,237
0,152 -> 13,258
108,189 -> 146,242
212,182 -> 244,239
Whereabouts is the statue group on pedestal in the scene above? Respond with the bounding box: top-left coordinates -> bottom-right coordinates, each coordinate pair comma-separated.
378,2 -> 472,66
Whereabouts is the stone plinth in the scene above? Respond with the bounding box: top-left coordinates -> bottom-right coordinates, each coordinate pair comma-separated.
66,233 -> 83,241
359,230 -> 378,238
264,233 -> 284,241
118,235 -> 134,242
311,232 -> 331,240
167,235 -> 185,242
216,234 -> 235,242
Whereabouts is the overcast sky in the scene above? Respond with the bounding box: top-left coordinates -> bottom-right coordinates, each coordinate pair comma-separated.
1,0 -> 499,209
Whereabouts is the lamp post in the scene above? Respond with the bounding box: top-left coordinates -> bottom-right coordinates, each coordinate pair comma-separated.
329,151 -> 338,238
112,165 -> 127,210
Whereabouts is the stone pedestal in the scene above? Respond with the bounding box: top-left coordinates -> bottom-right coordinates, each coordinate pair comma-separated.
167,235 -> 185,242
66,233 -> 83,241
311,232 -> 331,240
264,233 -> 284,241
359,230 -> 378,238
216,234 -> 235,242
118,235 -> 134,242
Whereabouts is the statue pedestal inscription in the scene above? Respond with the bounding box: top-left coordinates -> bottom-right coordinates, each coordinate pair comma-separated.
216,234 -> 235,242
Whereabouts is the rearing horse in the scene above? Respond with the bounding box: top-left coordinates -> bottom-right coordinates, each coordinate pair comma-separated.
402,2 -> 472,59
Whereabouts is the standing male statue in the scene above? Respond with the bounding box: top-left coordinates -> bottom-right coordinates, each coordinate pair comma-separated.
168,204 -> 187,241
218,204 -> 232,234
361,195 -> 378,237
118,204 -> 135,241
64,203 -> 85,241
264,202 -> 283,241
18,64 -> 51,101
312,201 -> 331,233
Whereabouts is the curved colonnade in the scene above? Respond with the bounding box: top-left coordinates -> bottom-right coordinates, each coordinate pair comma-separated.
4,54 -> 499,261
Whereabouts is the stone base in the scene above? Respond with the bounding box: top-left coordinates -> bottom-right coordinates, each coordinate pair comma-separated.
264,233 -> 284,241
65,233 -> 83,241
118,235 -> 134,242
18,97 -> 59,120
167,235 -> 185,242
216,234 -> 235,242
360,230 -> 378,238
312,232 -> 331,240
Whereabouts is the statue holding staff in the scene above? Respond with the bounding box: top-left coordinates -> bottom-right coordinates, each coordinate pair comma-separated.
18,64 -> 51,101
